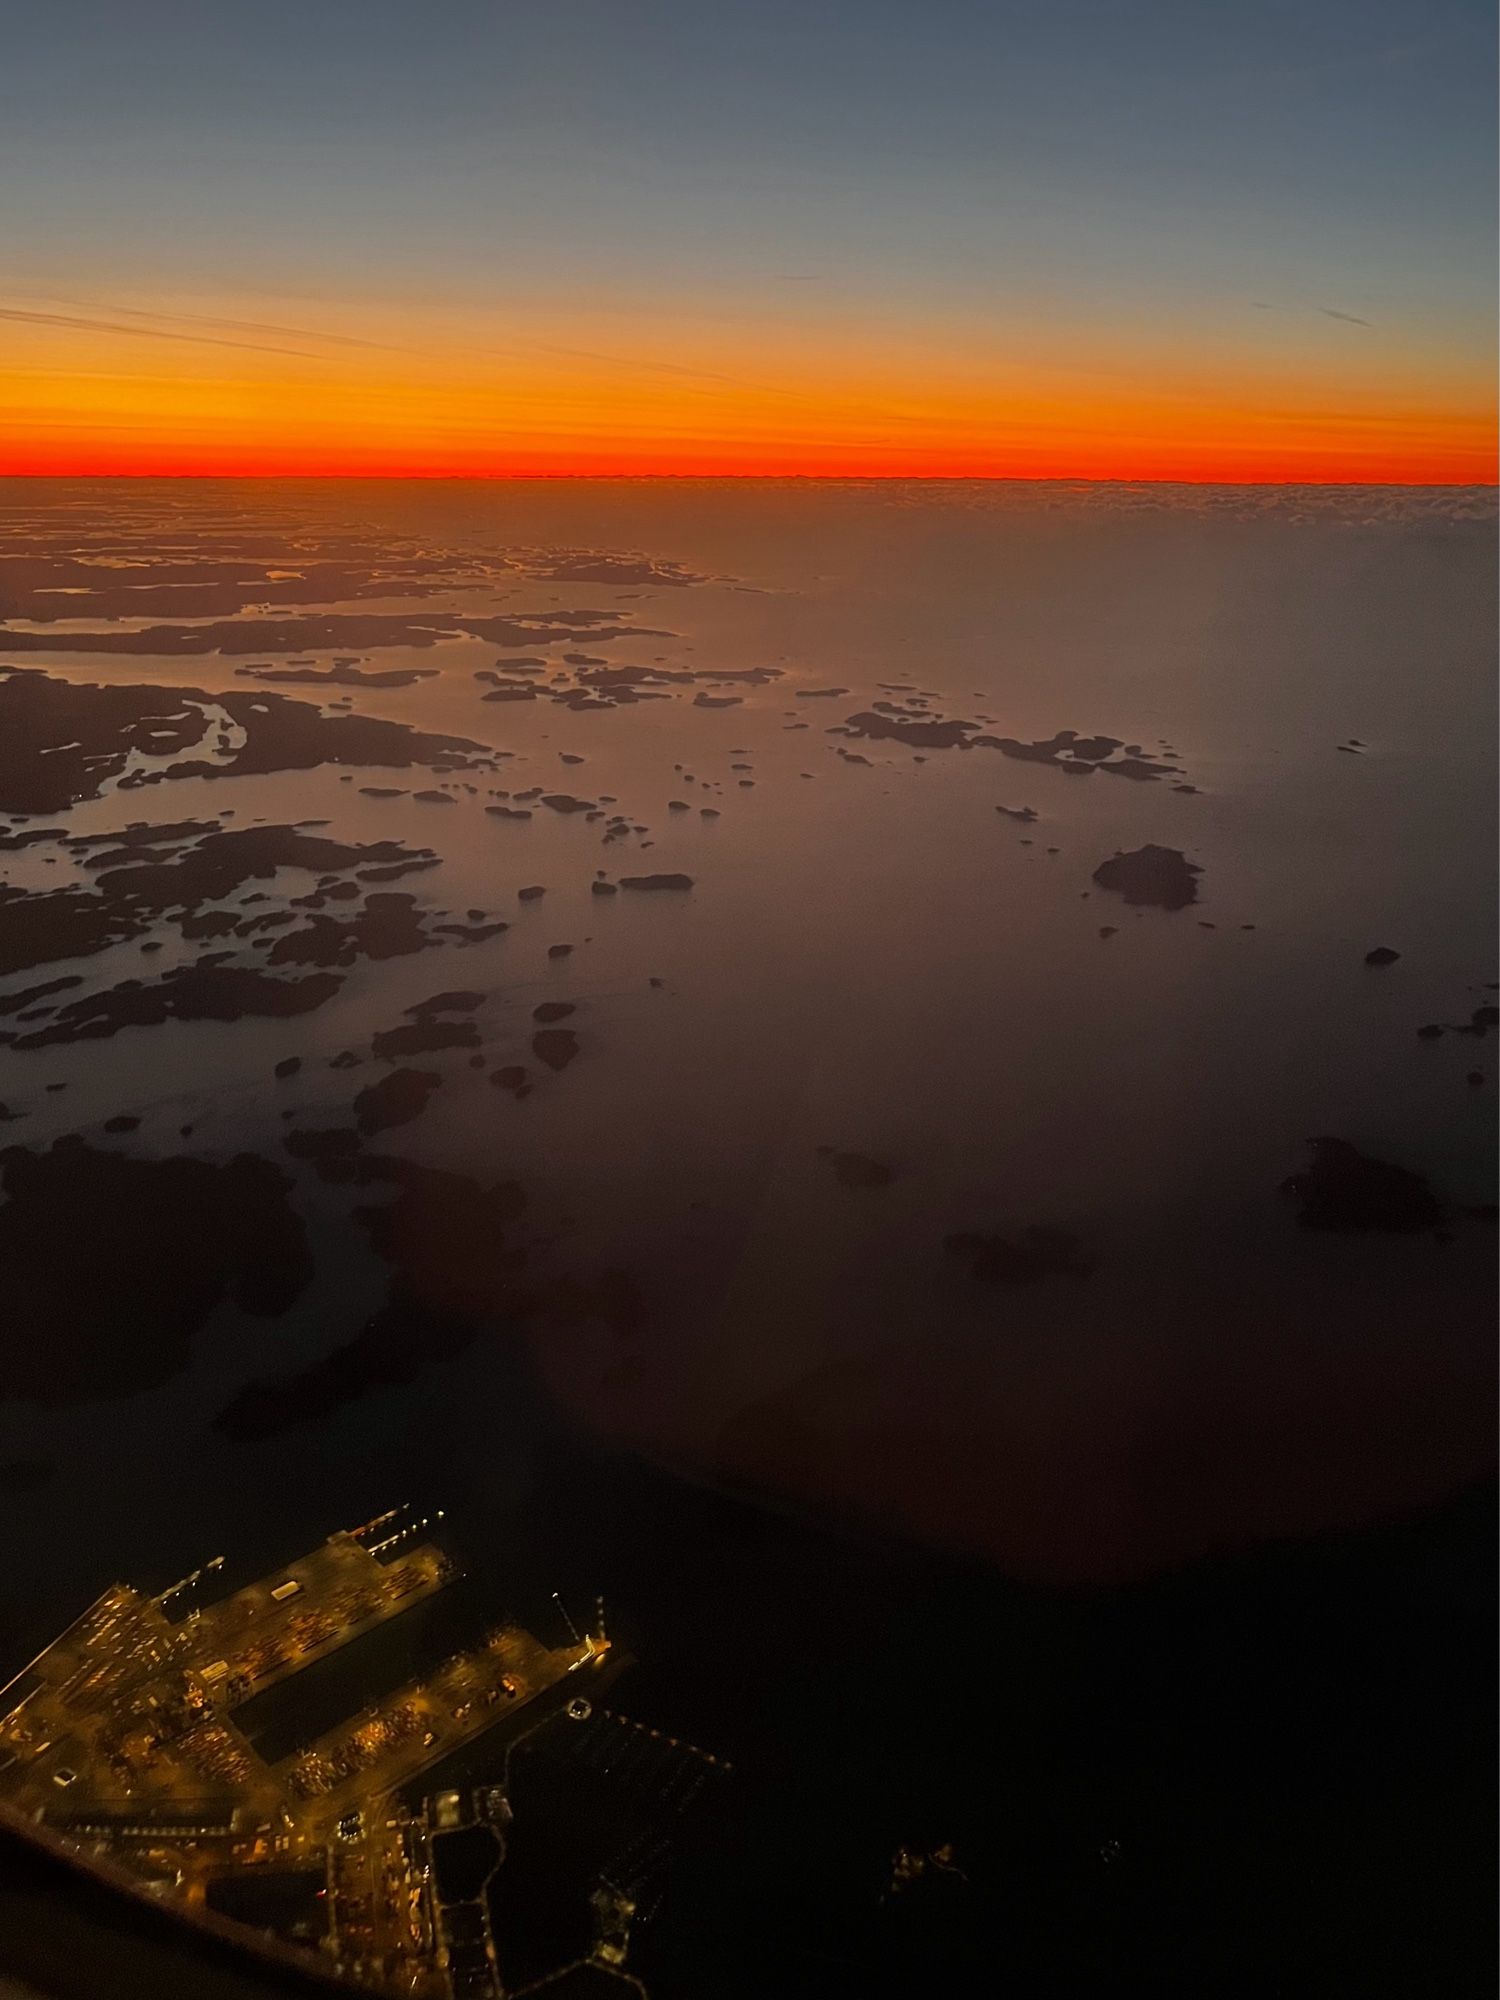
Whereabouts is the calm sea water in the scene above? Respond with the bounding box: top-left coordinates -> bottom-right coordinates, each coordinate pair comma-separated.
0,478 -> 1493,1629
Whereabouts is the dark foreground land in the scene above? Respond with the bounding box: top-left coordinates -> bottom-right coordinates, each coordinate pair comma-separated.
384,1444 -> 1498,2000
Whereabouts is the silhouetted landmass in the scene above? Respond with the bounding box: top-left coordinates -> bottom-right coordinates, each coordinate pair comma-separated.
832,711 -> 1185,781
0,545 -> 456,623
93,824 -> 440,912
217,1256 -> 636,1448
0,974 -> 83,1017
531,554 -> 701,587
214,1282 -> 480,1440
69,819 -> 222,864
0,666 -> 493,812
407,989 -> 485,1017
0,826 -> 458,1003
7,962 -> 343,1048
214,1157 -> 528,1436
0,1138 -> 311,1405
1091,844 -> 1202,909
979,727 -> 1177,780
0,881 -> 147,979
234,662 -> 437,688
946,1226 -> 1094,1284
0,611 -> 665,659
371,1018 -> 481,1059
352,1067 -> 442,1136
0,825 -> 66,851
839,709 -> 976,750
214,1149 -> 640,1439
265,894 -> 462,970
1415,1003 -> 1497,1043
1282,1137 -> 1443,1233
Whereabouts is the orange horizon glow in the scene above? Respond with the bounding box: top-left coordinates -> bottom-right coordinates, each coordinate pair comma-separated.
5,407 -> 1491,486
3,454 -> 1495,484
6,5 -> 1495,492
4,433 -> 1493,485
2,302 -> 1493,487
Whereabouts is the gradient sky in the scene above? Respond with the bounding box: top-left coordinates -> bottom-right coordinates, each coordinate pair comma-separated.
2,0 -> 1494,480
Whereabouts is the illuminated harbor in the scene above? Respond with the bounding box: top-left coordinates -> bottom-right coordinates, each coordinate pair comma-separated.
0,1509 -> 620,1995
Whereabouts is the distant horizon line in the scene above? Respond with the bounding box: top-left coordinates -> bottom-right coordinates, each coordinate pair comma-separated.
1,470 -> 1495,490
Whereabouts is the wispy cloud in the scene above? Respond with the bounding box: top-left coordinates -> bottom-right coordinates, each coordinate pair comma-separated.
0,293 -> 403,358
50,298 -> 399,351
0,305 -> 317,358
1251,300 -> 1375,329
